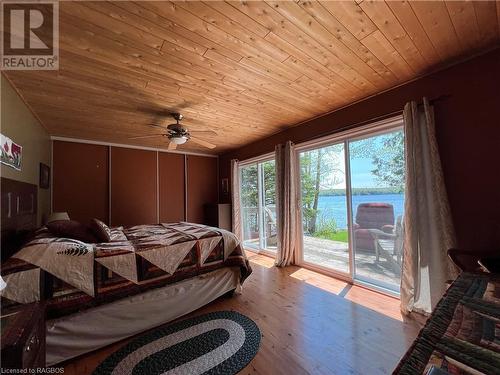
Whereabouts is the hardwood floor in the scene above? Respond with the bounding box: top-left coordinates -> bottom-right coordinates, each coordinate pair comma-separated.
62,252 -> 420,375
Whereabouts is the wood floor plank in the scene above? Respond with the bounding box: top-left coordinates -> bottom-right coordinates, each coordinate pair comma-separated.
61,253 -> 420,375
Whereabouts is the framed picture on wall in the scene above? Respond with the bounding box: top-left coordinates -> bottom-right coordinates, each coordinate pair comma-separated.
1,133 -> 22,170
39,163 -> 50,189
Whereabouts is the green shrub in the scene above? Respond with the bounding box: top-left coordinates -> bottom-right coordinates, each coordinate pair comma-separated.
311,217 -> 349,243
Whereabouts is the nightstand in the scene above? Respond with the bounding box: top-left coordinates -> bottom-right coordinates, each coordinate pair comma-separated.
1,302 -> 46,369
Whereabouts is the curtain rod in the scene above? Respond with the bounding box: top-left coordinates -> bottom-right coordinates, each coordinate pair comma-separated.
418,94 -> 452,107
301,94 -> 451,143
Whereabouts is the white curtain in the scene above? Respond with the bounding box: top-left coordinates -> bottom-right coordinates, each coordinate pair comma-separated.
275,141 -> 300,267
401,98 -> 458,315
230,159 -> 242,241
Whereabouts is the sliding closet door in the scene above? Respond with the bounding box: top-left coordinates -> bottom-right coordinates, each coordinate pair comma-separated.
186,155 -> 217,224
110,147 -> 157,227
53,141 -> 109,224
159,153 -> 185,223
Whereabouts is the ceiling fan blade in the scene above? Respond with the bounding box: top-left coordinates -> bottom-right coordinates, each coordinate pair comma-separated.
189,136 -> 216,149
168,141 -> 177,150
129,134 -> 165,139
148,124 -> 167,130
189,130 -> 218,136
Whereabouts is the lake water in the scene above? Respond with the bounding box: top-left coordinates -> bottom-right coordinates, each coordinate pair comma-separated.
316,193 -> 405,229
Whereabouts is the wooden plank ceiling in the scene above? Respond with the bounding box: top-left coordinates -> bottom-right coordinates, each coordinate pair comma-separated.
4,1 -> 500,154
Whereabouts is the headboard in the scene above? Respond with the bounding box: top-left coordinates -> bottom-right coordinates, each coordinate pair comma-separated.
1,177 -> 38,261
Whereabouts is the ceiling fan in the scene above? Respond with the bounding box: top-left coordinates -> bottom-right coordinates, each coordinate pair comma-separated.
129,113 -> 217,150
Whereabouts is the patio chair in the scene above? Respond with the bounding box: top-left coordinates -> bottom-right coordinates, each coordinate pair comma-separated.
365,215 -> 403,275
353,203 -> 395,252
264,206 -> 277,246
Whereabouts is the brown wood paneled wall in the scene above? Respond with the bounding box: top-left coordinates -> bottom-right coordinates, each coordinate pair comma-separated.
53,141 -> 109,224
187,155 -> 218,224
110,147 -> 157,227
159,153 -> 185,222
53,141 -> 218,227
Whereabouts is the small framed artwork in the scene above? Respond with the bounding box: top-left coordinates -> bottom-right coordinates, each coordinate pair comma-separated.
221,178 -> 229,194
39,163 -> 50,189
1,133 -> 22,170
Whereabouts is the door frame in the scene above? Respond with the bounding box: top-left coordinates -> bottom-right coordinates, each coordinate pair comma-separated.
294,115 -> 404,295
239,152 -> 277,257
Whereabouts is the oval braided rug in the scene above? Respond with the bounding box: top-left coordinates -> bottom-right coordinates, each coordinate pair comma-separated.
92,311 -> 261,375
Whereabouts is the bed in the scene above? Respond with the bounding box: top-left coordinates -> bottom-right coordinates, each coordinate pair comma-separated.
1,220 -> 251,366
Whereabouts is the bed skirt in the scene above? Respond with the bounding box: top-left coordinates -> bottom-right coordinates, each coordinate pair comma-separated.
46,267 -> 241,366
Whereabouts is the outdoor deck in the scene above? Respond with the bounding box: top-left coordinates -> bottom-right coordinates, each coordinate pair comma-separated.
244,236 -> 401,290
302,236 -> 401,289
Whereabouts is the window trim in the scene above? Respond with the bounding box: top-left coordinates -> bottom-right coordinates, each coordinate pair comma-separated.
238,151 -> 274,167
294,114 -> 403,152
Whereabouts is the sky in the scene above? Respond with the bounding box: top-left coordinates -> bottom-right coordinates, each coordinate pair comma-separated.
327,157 -> 381,189
316,131 -> 403,190
350,158 -> 381,188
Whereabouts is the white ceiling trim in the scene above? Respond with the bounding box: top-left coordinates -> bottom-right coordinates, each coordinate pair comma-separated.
50,136 -> 218,158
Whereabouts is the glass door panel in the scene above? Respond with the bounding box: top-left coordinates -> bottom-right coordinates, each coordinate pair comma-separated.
348,129 -> 405,292
240,160 -> 277,253
299,144 -> 349,274
261,160 -> 277,251
240,164 -> 259,250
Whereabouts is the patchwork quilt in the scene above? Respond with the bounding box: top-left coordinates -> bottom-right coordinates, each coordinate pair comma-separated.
1,222 -> 251,319
393,272 -> 500,375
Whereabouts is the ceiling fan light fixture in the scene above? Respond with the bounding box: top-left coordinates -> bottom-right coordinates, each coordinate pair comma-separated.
170,135 -> 188,145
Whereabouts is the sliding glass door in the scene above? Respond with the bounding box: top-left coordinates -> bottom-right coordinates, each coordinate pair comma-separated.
348,129 -> 404,291
299,143 -> 349,274
240,159 -> 277,254
298,118 -> 404,293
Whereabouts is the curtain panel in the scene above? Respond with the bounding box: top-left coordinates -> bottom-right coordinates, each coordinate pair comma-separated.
230,159 -> 242,241
274,141 -> 300,267
401,98 -> 458,315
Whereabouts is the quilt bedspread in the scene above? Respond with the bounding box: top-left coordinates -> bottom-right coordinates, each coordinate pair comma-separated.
393,272 -> 500,375
1,222 -> 251,319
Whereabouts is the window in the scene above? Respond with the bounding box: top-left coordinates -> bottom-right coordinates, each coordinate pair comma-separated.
297,117 -> 404,294
240,159 -> 277,254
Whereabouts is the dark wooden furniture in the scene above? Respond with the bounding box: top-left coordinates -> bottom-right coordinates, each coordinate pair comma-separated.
0,178 -> 38,261
1,302 -> 46,369
204,203 -> 231,231
447,248 -> 499,273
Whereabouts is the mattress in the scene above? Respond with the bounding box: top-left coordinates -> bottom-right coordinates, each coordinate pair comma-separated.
46,267 -> 241,366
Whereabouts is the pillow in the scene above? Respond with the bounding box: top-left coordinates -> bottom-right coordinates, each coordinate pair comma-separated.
90,218 -> 112,243
47,220 -> 98,243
